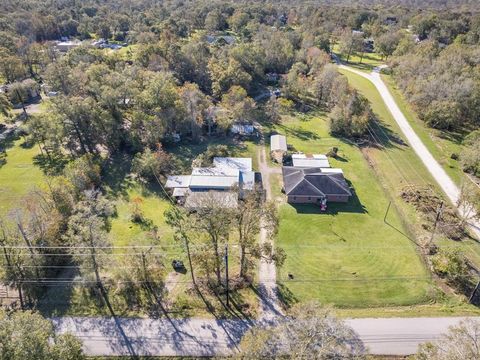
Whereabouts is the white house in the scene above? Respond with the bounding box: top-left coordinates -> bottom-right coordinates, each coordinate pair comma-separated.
165,157 -> 255,208
55,40 -> 81,52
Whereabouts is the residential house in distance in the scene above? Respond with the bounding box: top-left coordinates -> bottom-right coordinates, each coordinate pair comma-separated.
165,157 -> 255,209
282,167 -> 352,206
206,35 -> 236,46
270,134 -> 287,163
231,123 -> 255,136
55,40 -> 81,52
292,154 -> 330,168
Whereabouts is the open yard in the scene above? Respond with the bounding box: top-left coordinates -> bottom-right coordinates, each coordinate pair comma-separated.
339,70 -> 480,267
332,45 -> 384,73
265,110 -> 433,308
0,138 -> 45,216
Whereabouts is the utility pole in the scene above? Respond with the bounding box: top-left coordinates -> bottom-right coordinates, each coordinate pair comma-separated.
225,243 -> 229,308
429,201 -> 444,246
469,279 -> 480,304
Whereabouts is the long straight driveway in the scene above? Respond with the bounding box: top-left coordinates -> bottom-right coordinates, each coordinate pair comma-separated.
339,65 -> 480,239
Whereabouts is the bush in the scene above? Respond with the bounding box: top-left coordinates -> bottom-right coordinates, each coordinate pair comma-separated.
193,144 -> 231,167
132,145 -> 171,183
64,154 -> 102,193
400,185 -> 465,240
460,133 -> 480,176
329,91 -> 373,138
431,249 -> 475,294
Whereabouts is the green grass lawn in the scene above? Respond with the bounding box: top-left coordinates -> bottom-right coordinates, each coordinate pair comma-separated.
268,111 -> 433,308
333,45 -> 384,73
336,69 -> 480,313
0,138 -> 45,215
381,74 -> 467,186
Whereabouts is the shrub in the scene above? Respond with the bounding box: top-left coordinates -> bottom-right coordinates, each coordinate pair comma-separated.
431,249 -> 475,294
460,132 -> 480,176
132,145 -> 171,183
193,144 -> 231,167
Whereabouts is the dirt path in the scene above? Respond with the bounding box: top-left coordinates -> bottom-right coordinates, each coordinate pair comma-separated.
257,142 -> 283,322
339,65 -> 480,240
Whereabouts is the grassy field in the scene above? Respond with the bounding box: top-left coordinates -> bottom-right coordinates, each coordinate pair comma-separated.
0,138 -> 45,216
340,69 -> 480,262
381,74 -> 467,186
337,70 -> 480,310
267,110 -> 433,308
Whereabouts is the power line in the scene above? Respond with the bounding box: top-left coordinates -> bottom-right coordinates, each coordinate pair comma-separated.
369,119 -> 428,186
10,276 -> 436,285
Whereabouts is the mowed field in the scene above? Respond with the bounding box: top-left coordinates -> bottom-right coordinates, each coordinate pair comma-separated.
267,110 -> 433,308
340,69 -> 480,270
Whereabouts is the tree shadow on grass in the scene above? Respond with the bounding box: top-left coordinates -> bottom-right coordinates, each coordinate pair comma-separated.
33,153 -> 69,176
0,133 -> 19,168
37,267 -> 78,316
102,153 -> 134,198
276,282 -> 299,309
364,119 -> 408,150
437,126 -> 471,145
274,123 -> 320,142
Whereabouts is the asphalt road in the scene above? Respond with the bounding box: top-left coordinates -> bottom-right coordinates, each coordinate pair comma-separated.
347,316 -> 480,355
339,65 -> 480,240
53,315 -> 480,356
52,316 -> 250,357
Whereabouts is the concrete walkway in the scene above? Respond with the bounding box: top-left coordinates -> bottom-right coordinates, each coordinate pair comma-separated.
339,65 -> 480,240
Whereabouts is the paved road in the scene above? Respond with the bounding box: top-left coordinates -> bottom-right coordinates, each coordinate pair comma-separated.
53,316 -> 249,357
339,65 -> 480,240
347,316 -> 480,355
53,315 -> 480,357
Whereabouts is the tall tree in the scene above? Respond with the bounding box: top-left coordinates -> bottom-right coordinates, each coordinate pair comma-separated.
0,310 -> 85,360
179,82 -> 210,141
238,302 -> 365,359
416,319 -> 480,360
64,191 -> 114,301
191,192 -> 234,288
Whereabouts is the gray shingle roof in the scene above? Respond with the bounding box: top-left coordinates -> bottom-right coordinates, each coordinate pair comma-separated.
282,167 -> 352,197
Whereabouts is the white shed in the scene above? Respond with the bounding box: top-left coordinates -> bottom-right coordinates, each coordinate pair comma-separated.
270,134 -> 287,153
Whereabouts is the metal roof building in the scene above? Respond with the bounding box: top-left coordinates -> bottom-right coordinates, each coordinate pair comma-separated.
270,134 -> 287,153
292,154 -> 330,168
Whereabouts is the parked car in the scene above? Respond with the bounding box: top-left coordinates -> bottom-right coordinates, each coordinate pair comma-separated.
172,260 -> 185,270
